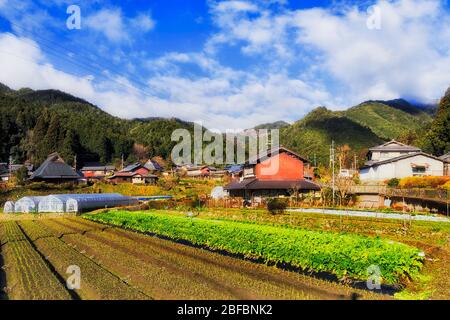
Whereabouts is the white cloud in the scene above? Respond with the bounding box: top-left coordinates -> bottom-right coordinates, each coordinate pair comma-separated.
213,1 -> 259,13
1,0 -> 450,131
208,0 -> 450,104
84,8 -> 156,44
85,8 -> 129,43
0,32 -> 329,130
131,13 -> 155,32
290,0 -> 450,102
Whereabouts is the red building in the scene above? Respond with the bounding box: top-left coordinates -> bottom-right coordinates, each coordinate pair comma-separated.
224,146 -> 320,200
108,162 -> 158,184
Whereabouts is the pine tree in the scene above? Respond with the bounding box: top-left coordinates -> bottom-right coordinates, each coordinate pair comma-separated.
423,88 -> 450,156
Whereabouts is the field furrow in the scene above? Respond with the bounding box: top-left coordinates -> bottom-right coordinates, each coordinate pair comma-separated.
64,219 -> 380,299
0,221 -> 71,300
32,236 -> 148,300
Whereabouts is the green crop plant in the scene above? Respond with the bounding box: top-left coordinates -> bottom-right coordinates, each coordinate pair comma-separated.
85,211 -> 424,285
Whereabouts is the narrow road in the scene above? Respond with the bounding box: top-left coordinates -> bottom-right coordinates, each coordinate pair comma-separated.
288,208 -> 450,223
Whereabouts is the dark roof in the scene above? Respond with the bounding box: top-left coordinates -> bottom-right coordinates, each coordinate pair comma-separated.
225,164 -> 243,173
121,162 -> 144,172
144,160 -> 163,171
109,172 -> 158,179
439,152 -> 450,162
30,153 -> 81,180
246,146 -> 309,165
224,178 -> 320,191
361,152 -> 444,169
369,140 -> 421,152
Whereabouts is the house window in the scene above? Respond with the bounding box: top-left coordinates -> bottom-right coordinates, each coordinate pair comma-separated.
243,167 -> 255,178
412,166 -> 426,176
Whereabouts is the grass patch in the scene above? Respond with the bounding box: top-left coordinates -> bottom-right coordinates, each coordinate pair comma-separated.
84,210 -> 424,285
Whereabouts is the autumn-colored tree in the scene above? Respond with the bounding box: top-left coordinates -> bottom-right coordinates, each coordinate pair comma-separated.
132,143 -> 149,161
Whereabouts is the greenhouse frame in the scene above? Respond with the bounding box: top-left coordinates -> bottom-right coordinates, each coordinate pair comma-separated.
65,194 -> 138,213
3,201 -> 15,213
14,196 -> 47,213
38,193 -> 138,213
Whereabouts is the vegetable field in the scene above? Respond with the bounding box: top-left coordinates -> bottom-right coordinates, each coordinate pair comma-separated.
85,211 -> 424,285
0,217 -> 384,300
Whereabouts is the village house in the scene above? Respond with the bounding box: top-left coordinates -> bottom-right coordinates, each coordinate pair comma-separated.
108,162 -> 158,184
80,163 -> 116,180
176,164 -> 224,178
29,153 -> 82,183
439,152 -> 450,176
224,146 -> 320,201
0,162 -> 34,182
359,140 -> 445,181
143,159 -> 164,173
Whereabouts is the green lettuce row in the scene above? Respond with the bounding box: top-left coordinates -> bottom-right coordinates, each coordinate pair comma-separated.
84,211 -> 424,284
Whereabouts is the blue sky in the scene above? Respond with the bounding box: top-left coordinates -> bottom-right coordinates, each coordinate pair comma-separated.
0,0 -> 449,130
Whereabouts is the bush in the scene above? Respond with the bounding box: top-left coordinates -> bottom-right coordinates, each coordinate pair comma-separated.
85,211 -> 424,284
387,178 -> 400,187
267,198 -> 287,215
399,176 -> 449,188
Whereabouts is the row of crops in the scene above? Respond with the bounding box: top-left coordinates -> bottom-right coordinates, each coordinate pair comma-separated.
85,210 -> 425,285
0,219 -> 148,300
3,194 -> 138,214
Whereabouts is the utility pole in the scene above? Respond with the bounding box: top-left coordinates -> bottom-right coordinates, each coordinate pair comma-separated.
121,154 -> 124,170
74,154 -> 77,170
8,155 -> 13,181
330,140 -> 335,207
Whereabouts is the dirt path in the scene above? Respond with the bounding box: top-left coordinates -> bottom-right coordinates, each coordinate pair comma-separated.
0,217 -> 385,300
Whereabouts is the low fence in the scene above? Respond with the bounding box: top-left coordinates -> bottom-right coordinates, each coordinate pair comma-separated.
203,197 -> 323,209
352,185 -> 449,204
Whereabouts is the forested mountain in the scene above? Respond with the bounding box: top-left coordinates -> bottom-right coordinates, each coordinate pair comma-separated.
0,85 -> 192,166
0,83 -> 444,167
280,99 -> 436,165
253,121 -> 290,130
342,99 -> 433,140
280,107 -> 383,165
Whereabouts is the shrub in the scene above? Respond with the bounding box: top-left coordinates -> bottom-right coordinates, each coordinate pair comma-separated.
267,198 -> 287,215
387,178 -> 400,187
399,176 -> 449,188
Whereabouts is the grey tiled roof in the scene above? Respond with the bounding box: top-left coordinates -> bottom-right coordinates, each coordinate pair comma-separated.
30,153 -> 81,180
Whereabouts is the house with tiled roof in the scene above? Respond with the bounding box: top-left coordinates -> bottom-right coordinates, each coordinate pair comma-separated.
108,162 -> 158,184
29,153 -> 81,183
224,146 -> 320,200
359,140 -> 445,181
80,162 -> 116,180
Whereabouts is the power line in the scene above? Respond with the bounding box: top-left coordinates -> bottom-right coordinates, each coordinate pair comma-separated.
1,15 -> 224,126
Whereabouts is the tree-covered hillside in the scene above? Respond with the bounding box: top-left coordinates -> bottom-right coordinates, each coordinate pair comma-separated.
343,99 -> 432,140
0,83 -> 442,167
280,107 -> 383,165
0,85 -> 191,166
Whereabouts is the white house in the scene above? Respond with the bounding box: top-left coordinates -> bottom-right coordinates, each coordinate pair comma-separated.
359,140 -> 445,181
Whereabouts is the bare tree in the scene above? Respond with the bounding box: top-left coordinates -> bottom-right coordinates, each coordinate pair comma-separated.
335,176 -> 355,206
132,143 -> 149,161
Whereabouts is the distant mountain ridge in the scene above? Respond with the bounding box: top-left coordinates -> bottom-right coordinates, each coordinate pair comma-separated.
0,83 -> 444,165
252,121 -> 290,130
